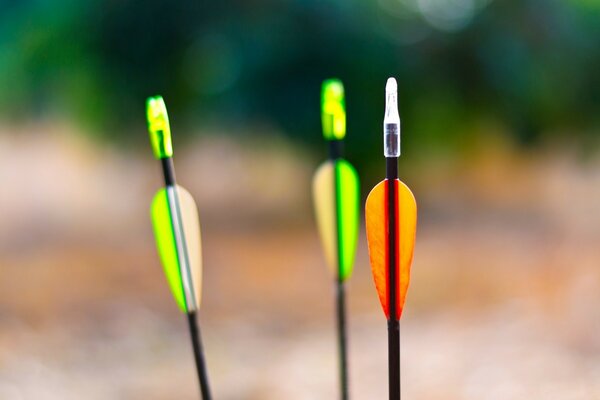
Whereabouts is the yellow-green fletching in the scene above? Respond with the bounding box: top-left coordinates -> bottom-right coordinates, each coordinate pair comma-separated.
312,159 -> 359,281
335,160 -> 359,280
151,185 -> 203,313
146,96 -> 173,159
321,79 -> 346,141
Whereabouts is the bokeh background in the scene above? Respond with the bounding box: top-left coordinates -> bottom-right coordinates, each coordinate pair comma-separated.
1,0 -> 600,399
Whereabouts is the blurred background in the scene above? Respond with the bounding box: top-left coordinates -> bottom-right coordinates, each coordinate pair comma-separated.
1,0 -> 600,399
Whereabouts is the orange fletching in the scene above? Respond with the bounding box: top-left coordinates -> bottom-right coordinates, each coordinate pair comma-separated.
365,179 -> 417,319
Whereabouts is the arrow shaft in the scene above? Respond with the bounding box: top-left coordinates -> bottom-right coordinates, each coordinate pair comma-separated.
161,157 -> 176,186
336,280 -> 349,400
387,319 -> 400,400
386,156 -> 400,400
332,148 -> 350,400
329,139 -> 343,160
188,312 -> 212,400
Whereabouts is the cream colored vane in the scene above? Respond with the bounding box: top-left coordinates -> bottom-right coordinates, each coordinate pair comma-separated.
151,184 -> 202,312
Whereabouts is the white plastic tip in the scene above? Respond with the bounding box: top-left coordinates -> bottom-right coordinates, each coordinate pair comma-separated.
386,78 -> 397,94
384,77 -> 400,157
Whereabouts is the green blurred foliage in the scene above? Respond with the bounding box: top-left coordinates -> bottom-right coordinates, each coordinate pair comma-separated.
0,0 -> 599,155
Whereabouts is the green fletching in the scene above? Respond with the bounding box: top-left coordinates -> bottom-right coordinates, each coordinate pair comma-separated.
334,159 -> 360,280
146,96 -> 173,159
151,188 -> 188,312
321,79 -> 346,141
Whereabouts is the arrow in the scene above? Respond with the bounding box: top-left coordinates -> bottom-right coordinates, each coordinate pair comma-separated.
312,79 -> 360,400
365,78 -> 417,400
146,96 -> 212,400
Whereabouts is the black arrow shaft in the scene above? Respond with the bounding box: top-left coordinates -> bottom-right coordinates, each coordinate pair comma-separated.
188,312 -> 212,400
161,157 -> 176,186
336,280 -> 349,400
386,156 -> 400,400
330,139 -> 350,400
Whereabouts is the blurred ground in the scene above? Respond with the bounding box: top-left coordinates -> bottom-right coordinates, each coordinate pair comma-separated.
1,125 -> 600,399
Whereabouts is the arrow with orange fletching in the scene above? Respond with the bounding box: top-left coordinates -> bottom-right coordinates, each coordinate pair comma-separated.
365,78 -> 417,400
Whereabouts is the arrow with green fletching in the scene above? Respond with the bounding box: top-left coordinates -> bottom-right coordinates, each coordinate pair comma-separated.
312,79 -> 360,400
147,96 -> 212,400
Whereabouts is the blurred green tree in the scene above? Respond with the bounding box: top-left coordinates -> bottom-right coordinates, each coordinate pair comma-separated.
0,0 -> 598,155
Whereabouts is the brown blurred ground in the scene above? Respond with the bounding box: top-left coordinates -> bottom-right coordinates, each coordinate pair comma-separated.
1,125 -> 600,399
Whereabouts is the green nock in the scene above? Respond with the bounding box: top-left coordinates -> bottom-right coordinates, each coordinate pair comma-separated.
321,79 -> 346,141
146,96 -> 173,159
